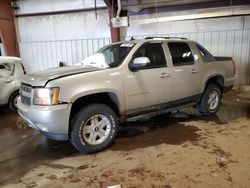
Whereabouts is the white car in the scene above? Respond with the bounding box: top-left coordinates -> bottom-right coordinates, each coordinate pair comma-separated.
0,56 -> 26,112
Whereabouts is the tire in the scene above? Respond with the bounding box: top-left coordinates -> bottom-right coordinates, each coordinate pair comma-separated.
9,91 -> 19,112
197,84 -> 221,116
70,103 -> 118,154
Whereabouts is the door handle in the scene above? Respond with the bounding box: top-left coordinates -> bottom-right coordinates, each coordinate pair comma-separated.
191,69 -> 198,74
160,72 -> 171,78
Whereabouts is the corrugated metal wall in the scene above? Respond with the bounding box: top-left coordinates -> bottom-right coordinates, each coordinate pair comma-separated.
189,29 -> 250,85
16,0 -> 110,72
17,9 -> 111,72
19,38 -> 110,72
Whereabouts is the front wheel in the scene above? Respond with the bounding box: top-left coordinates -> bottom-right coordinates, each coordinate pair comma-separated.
70,104 -> 118,154
9,91 -> 19,112
197,84 -> 221,116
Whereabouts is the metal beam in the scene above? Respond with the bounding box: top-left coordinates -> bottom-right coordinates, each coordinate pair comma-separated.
15,6 -> 107,17
0,0 -> 18,56
104,0 -> 121,42
125,0 -> 250,16
122,0 -> 218,10
129,5 -> 250,25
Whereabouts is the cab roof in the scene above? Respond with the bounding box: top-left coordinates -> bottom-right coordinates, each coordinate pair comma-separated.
116,37 -> 192,45
0,56 -> 22,64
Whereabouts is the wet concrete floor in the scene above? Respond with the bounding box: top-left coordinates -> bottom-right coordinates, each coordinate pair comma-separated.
0,90 -> 249,186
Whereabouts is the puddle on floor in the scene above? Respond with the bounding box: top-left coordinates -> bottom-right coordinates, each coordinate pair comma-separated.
112,121 -> 200,151
0,109 -> 77,185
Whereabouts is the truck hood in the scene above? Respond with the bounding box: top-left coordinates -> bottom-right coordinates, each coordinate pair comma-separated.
22,66 -> 101,87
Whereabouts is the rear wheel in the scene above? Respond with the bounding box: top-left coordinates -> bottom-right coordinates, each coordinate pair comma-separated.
197,84 -> 221,116
70,104 -> 118,154
9,91 -> 19,112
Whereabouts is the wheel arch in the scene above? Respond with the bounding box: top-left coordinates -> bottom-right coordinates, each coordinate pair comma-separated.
8,89 -> 19,104
68,92 -> 121,135
204,75 -> 224,93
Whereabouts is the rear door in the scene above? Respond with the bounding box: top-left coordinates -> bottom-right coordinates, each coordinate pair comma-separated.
167,42 -> 202,101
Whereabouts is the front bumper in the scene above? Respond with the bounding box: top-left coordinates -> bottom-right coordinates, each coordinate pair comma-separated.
17,97 -> 71,141
0,96 -> 8,106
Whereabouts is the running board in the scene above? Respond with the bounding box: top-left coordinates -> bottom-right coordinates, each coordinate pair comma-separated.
126,103 -> 196,122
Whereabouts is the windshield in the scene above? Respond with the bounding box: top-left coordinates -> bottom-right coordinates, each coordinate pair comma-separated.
0,63 -> 15,78
81,42 -> 135,68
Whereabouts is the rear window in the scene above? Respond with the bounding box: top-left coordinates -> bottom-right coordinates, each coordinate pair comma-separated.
197,44 -> 216,62
168,42 -> 194,66
0,63 -> 15,78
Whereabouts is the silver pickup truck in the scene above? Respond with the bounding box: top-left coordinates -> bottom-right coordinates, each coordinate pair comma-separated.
17,37 -> 235,153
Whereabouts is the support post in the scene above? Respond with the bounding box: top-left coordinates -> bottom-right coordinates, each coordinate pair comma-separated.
0,0 -> 18,56
104,0 -> 120,43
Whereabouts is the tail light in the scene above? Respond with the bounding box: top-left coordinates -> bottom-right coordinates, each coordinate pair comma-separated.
232,59 -> 236,76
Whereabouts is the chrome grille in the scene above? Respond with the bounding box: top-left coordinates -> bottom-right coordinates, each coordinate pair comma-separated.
20,83 -> 32,106
21,95 -> 31,106
21,84 -> 31,93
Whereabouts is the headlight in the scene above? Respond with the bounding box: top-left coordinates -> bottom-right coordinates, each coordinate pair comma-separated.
33,87 -> 59,105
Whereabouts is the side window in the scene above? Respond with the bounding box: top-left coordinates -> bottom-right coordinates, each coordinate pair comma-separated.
0,63 -> 15,78
133,43 -> 167,68
197,44 -> 216,62
168,42 -> 194,66
101,43 -> 134,67
102,48 -> 115,65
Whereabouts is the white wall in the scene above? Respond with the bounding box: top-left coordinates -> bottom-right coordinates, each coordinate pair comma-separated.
17,10 -> 110,42
121,15 -> 250,85
16,0 -> 110,73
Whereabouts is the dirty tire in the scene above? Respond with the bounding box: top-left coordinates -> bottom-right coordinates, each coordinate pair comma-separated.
70,104 -> 118,154
9,91 -> 19,112
197,84 -> 221,116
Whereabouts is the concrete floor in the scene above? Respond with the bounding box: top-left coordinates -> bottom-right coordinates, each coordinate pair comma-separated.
0,90 -> 249,188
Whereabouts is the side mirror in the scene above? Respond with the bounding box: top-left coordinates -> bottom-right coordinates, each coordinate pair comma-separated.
59,61 -> 66,67
129,57 -> 150,72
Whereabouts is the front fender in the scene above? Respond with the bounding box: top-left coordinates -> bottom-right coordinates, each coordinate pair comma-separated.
70,88 -> 121,103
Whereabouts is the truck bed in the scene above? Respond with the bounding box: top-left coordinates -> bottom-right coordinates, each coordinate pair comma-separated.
214,56 -> 233,61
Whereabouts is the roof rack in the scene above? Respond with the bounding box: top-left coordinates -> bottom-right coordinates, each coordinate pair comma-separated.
144,36 -> 188,40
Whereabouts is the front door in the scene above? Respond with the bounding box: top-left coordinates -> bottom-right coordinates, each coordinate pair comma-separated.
124,42 -> 172,114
